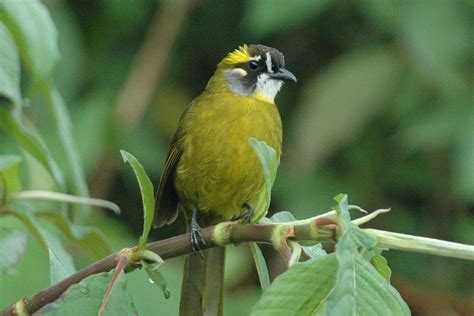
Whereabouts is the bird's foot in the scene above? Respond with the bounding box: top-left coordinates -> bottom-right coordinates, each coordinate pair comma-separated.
190,207 -> 206,258
241,203 -> 254,224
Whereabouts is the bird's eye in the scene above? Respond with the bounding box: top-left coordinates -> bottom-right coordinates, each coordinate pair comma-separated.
248,60 -> 259,70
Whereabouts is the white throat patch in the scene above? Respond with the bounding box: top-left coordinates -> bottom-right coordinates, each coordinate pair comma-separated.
255,73 -> 283,103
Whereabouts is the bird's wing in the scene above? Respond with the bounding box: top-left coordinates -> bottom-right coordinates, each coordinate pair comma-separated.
153,132 -> 182,228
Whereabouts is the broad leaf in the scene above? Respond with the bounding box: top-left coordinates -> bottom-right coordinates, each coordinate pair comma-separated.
10,205 -> 76,285
324,195 -> 408,315
0,0 -> 59,80
0,109 -> 66,190
38,271 -> 137,316
120,150 -> 154,250
251,254 -> 339,315
371,255 -> 392,282
302,243 -> 327,259
0,22 -> 20,107
0,227 -> 27,275
0,154 -> 22,200
268,211 -> 296,223
37,212 -> 112,260
249,138 -> 279,222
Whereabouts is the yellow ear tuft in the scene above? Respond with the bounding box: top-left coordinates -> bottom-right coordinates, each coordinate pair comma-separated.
223,44 -> 251,65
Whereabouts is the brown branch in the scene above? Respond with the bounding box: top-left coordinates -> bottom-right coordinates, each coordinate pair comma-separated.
0,218 -> 337,316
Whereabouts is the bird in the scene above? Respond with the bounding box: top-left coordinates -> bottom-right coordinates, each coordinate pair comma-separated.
153,44 -> 296,316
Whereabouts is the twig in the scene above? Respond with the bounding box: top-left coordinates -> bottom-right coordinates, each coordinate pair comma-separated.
2,218 -> 473,315
0,218 -> 335,316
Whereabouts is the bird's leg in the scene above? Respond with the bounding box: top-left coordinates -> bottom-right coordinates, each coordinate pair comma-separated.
190,206 -> 206,258
241,203 -> 254,224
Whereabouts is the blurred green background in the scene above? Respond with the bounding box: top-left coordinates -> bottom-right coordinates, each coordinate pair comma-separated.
1,0 -> 473,314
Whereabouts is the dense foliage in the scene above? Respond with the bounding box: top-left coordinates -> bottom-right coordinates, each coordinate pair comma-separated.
0,0 -> 472,315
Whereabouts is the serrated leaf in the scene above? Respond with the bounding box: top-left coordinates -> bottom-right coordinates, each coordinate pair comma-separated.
9,206 -> 76,285
0,109 -> 66,190
120,150 -> 154,250
324,195 -> 408,315
249,242 -> 270,291
37,212 -> 112,260
0,0 -> 59,80
371,255 -> 392,282
0,154 -> 22,200
38,271 -> 137,316
249,138 -> 279,222
142,260 -> 170,299
0,22 -> 20,107
0,227 -> 27,275
243,0 -> 331,39
251,254 -> 339,315
290,48 -> 400,170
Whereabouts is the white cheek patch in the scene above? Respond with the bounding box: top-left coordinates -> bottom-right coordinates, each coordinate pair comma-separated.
265,52 -> 273,73
255,73 -> 283,102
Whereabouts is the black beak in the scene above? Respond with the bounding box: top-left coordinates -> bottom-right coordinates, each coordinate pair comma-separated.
270,68 -> 297,82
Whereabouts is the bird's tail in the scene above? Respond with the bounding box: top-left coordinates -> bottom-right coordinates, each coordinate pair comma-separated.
180,247 -> 226,316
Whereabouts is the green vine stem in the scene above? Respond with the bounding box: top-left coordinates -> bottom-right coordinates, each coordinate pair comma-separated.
365,229 -> 474,261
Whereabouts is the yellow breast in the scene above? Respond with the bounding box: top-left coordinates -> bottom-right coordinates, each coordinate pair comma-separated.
174,91 -> 282,222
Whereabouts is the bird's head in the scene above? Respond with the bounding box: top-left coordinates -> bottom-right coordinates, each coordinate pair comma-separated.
210,44 -> 297,104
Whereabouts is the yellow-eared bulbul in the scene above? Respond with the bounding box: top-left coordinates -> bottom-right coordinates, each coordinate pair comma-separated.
153,44 -> 296,316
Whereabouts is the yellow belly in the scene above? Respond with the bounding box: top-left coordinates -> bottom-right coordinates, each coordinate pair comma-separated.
174,93 -> 282,222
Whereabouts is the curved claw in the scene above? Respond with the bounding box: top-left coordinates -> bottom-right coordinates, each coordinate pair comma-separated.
190,206 -> 206,258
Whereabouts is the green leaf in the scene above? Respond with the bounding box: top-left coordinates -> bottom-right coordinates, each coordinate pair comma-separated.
40,82 -> 91,222
290,48 -> 400,170
38,271 -> 137,315
249,138 -> 279,222
0,227 -> 27,275
0,22 -> 20,107
9,206 -> 76,285
249,242 -> 271,291
251,254 -> 339,315
243,0 -> 332,39
324,195 -> 408,315
302,243 -> 327,259
37,212 -> 112,260
371,255 -> 391,282
0,0 -> 59,80
354,256 -> 408,315
0,154 -> 22,200
0,109 -> 66,191
48,248 -> 73,285
142,260 -> 171,299
268,211 -> 296,223
120,150 -> 154,250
